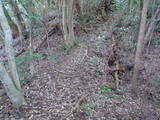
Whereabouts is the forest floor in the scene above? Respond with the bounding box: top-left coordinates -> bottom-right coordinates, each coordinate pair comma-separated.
0,13 -> 160,120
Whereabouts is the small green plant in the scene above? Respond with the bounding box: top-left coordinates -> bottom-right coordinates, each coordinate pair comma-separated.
80,103 -> 96,118
16,52 -> 46,62
98,87 -> 125,100
147,94 -> 160,106
95,70 -> 103,76
152,76 -> 160,86
59,42 -> 77,52
129,41 -> 137,53
15,52 -> 45,84
99,87 -> 115,98
88,56 -> 98,65
48,55 -> 59,63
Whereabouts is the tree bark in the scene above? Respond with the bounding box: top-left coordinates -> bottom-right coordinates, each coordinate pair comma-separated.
47,0 -> 50,7
9,0 -> 26,40
2,3 -> 19,38
27,0 -> 35,15
0,62 -> 26,106
131,0 -> 150,94
144,5 -> 160,47
62,0 -> 75,46
10,0 -> 25,30
0,1 -> 26,106
0,1 -> 21,91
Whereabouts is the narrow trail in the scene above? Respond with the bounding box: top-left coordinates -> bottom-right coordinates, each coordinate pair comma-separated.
0,19 -> 160,120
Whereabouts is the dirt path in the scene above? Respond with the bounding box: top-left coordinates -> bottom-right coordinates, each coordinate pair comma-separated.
0,20 -> 160,120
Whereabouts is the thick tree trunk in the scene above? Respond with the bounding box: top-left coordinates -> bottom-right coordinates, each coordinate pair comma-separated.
0,1 -> 26,106
0,62 -> 26,105
0,1 -> 21,91
131,0 -> 150,94
62,0 -> 75,46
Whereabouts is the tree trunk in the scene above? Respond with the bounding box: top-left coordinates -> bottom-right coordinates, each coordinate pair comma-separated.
144,5 -> 160,47
29,28 -> 34,76
27,0 -> 35,76
16,0 -> 31,31
0,1 -> 21,91
131,0 -> 150,94
27,0 -> 35,15
0,1 -> 26,106
62,0 -> 75,46
10,0 -> 25,30
0,62 -> 26,106
2,3 -> 19,39
47,0 -> 50,7
9,0 -> 25,38
0,27 -> 4,41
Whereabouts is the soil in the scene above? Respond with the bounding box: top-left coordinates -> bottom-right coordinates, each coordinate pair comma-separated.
0,13 -> 160,120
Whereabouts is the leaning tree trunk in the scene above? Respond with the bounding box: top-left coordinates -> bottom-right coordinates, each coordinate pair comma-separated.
144,5 -> 160,47
0,2 -> 21,91
11,0 -> 25,30
27,0 -> 35,16
9,0 -> 25,41
2,3 -> 19,38
62,0 -> 75,46
0,63 -> 26,106
0,1 -> 26,105
131,0 -> 150,94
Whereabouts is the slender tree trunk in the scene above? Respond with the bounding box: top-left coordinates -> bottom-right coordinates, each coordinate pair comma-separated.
131,0 -> 150,94
41,0 -> 47,20
9,4 -> 23,38
133,0 -> 143,44
26,0 -> 35,19
68,0 -> 75,45
17,0 -> 31,32
9,0 -> 26,42
29,28 -> 34,76
10,0 -> 25,31
2,3 -> 19,38
27,0 -> 34,76
0,27 -> 4,41
62,0 -> 68,44
47,0 -> 50,6
144,5 -> 160,47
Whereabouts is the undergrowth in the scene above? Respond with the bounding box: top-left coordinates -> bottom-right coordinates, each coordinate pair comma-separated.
16,51 -> 46,84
